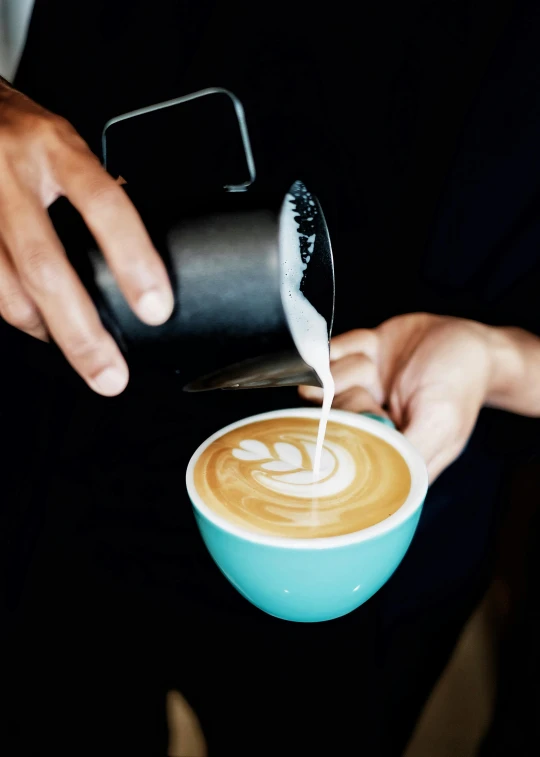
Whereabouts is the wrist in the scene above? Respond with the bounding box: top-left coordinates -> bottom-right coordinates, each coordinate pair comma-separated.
483,326 -> 537,413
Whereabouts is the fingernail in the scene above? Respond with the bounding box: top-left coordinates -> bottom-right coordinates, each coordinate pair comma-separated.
136,289 -> 173,325
91,366 -> 128,396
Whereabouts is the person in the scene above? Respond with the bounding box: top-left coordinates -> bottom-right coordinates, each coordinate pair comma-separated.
2,0 -> 540,754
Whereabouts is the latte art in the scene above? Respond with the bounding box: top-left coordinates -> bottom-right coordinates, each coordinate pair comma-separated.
232,435 -> 356,499
194,417 -> 411,538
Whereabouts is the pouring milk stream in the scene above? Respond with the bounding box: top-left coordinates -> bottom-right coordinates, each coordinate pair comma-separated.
279,189 -> 335,479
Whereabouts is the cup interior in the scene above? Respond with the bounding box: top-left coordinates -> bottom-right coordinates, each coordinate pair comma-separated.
186,408 -> 428,550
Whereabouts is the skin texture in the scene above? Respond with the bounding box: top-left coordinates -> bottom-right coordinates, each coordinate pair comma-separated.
0,80 -> 174,396
300,313 -> 540,482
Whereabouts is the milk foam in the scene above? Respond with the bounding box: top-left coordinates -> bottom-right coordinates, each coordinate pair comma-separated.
194,418 -> 412,539
279,187 -> 334,476
233,434 -> 356,499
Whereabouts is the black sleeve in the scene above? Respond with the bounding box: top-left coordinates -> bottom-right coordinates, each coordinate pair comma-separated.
413,0 -> 540,459
415,0 -> 540,337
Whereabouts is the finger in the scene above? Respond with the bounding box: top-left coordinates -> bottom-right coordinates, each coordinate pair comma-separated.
300,353 -> 384,406
54,147 -> 174,325
0,236 -> 48,340
330,329 -> 379,362
332,386 -> 387,416
0,181 -> 129,396
387,387 -> 405,429
330,354 -> 384,404
299,383 -> 324,404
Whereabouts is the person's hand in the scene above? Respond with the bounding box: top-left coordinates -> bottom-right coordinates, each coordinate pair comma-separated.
0,82 -> 174,395
300,313 -> 497,482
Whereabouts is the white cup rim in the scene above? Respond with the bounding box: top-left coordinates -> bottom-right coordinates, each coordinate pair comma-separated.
186,407 -> 428,550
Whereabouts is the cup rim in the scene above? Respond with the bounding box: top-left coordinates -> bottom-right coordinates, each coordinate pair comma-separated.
186,407 -> 428,550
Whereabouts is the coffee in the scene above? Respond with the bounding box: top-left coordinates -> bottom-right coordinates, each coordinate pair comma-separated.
193,417 -> 411,539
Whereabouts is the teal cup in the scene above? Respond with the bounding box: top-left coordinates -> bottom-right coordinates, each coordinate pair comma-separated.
186,408 -> 428,622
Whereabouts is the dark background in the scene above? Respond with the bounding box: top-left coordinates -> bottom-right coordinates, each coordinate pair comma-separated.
2,1 -> 540,754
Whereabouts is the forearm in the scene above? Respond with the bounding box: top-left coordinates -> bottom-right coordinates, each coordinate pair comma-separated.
485,326 -> 540,416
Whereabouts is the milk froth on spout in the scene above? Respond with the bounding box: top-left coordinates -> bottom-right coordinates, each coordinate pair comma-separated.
278,185 -> 335,477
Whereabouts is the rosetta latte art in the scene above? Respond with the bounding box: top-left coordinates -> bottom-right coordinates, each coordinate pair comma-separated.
194,418 -> 411,539
232,436 -> 356,499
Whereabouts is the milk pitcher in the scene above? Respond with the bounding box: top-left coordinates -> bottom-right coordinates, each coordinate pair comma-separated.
49,88 -> 335,391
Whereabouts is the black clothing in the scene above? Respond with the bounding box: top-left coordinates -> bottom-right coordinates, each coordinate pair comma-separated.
3,1 -> 540,754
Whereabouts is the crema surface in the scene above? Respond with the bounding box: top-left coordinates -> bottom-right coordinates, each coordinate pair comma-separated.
194,418 -> 411,538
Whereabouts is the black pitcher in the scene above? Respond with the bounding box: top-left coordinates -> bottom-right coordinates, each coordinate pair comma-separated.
48,88 -> 335,391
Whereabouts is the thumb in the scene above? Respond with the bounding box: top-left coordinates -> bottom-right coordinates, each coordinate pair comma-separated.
401,397 -> 461,484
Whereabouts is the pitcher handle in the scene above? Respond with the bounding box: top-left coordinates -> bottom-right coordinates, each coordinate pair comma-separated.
101,87 -> 256,193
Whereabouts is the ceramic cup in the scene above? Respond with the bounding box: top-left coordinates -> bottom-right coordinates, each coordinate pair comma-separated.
186,408 -> 428,622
